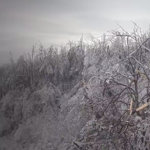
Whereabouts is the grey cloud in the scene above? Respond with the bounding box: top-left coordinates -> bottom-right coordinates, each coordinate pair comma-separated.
0,0 -> 150,65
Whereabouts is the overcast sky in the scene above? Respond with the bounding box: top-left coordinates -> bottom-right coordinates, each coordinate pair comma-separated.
0,0 -> 150,65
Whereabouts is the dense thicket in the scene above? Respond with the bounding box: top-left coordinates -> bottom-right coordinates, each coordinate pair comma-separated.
1,24 -> 150,149
0,39 -> 85,99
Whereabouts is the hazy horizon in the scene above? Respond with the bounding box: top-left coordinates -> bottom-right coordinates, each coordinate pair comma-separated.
0,0 -> 150,65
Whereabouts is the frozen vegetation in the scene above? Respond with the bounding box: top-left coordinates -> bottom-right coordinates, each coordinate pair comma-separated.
1,24 -> 150,149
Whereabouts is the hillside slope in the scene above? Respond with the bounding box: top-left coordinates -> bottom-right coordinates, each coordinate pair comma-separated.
1,27 -> 150,150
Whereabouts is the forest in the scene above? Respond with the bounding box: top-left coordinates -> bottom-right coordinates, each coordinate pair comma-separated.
0,24 -> 150,150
